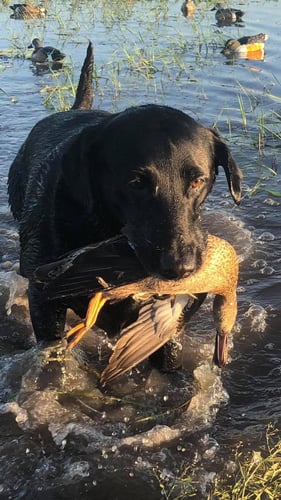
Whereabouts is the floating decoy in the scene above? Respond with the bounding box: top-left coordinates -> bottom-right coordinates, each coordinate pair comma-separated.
28,38 -> 65,64
10,3 -> 46,19
35,234 -> 239,383
222,33 -> 268,58
181,0 -> 196,18
212,3 -> 244,25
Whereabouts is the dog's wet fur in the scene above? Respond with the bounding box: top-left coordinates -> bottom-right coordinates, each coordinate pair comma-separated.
8,41 -> 242,343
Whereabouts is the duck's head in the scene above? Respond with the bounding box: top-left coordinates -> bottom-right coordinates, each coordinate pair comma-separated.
221,39 -> 241,54
28,38 -> 43,50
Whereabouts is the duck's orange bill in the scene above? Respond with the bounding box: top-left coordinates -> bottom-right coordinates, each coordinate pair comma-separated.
65,292 -> 108,350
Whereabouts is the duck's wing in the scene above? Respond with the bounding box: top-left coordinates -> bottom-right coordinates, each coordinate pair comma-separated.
34,235 -> 146,300
232,8 -> 244,16
43,47 -> 66,61
238,33 -> 268,45
100,294 -> 189,385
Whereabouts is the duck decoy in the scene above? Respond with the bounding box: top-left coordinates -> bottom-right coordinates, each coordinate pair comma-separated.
212,3 -> 244,25
10,3 -> 46,19
35,234 -> 239,382
28,38 -> 65,64
181,0 -> 196,18
222,33 -> 268,58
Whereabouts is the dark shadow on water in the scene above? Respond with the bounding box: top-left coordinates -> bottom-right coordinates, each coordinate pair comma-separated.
29,61 -> 64,76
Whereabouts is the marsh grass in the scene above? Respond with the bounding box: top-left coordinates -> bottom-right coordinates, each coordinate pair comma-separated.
39,64 -> 76,110
38,56 -> 103,110
211,427 -> 281,500
41,82 -> 75,110
154,427 -> 281,499
0,39 -> 27,59
123,43 -> 158,78
0,86 -> 17,103
211,77 -> 281,197
153,464 -> 198,499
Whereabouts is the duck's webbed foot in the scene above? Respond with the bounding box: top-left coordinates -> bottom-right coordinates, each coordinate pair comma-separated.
150,334 -> 184,372
66,292 -> 108,349
182,293 -> 207,322
150,294 -> 207,372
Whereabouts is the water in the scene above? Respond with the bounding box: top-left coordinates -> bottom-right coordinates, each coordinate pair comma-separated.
0,0 -> 281,497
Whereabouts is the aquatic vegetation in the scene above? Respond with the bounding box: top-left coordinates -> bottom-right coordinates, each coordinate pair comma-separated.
212,427 -> 281,499
153,463 -> 198,498
0,86 -> 17,103
155,426 -> 281,498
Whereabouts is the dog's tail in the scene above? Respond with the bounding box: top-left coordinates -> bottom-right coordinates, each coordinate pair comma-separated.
72,41 -> 94,110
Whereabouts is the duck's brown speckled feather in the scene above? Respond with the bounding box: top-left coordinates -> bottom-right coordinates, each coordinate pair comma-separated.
101,296 -> 188,384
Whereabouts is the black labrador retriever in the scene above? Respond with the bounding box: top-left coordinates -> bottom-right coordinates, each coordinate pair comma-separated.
8,42 -> 242,344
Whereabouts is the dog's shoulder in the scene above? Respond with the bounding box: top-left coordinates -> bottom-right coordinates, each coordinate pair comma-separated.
24,109 -> 110,149
8,109 -> 111,221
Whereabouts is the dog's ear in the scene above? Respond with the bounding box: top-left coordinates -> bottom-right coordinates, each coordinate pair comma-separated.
60,126 -> 100,212
210,128 -> 242,205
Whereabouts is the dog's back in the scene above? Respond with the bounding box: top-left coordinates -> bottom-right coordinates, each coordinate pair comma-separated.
8,42 -> 109,222
8,110 -> 109,222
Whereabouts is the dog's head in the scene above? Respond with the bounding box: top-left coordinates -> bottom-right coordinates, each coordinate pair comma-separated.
62,105 -> 242,279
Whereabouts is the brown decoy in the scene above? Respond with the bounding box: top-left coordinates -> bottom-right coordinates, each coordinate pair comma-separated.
181,0 -> 196,18
35,234 -> 239,383
10,3 -> 46,19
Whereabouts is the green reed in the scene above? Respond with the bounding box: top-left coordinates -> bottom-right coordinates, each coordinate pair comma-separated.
211,426 -> 281,500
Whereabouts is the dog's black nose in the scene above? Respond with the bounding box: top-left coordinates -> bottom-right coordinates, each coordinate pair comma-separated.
160,254 -> 195,279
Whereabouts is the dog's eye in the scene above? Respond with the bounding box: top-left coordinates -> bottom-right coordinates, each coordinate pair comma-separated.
129,173 -> 155,192
191,178 -> 205,189
129,167 -> 158,194
129,178 -> 146,190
